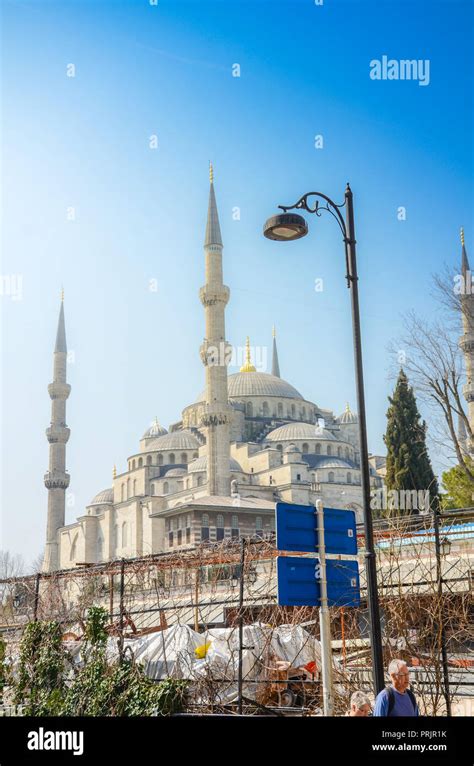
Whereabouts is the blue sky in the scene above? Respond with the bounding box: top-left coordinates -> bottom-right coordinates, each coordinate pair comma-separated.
1,0 -> 473,564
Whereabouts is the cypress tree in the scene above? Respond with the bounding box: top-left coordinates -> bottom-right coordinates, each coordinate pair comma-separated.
383,369 -> 439,514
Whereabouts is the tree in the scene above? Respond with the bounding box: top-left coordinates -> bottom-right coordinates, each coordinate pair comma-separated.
441,460 -> 474,509
383,369 -> 439,514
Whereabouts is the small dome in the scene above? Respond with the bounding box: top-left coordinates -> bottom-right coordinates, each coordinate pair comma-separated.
188,455 -> 242,473
146,429 -> 201,451
195,372 -> 303,402
266,422 -> 338,442
164,467 -> 187,477
284,443 -> 300,453
142,417 -> 168,439
89,488 -> 114,506
338,404 -> 358,424
313,457 -> 355,470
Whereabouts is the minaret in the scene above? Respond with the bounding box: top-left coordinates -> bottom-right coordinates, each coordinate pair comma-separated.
43,293 -> 71,572
459,228 -> 474,449
271,325 -> 280,378
199,165 -> 232,496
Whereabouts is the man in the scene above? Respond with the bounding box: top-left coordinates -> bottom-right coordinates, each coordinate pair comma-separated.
347,690 -> 372,716
373,659 -> 419,717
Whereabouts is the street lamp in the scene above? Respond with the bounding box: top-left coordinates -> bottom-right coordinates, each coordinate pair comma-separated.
440,536 -> 451,557
263,183 -> 385,694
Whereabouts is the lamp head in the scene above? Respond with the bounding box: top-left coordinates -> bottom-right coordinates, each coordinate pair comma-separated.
263,212 -> 308,241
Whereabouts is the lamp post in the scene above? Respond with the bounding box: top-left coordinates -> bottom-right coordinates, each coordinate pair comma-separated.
263,183 -> 385,694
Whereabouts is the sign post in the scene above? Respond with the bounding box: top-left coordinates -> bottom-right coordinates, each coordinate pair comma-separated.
315,499 -> 334,716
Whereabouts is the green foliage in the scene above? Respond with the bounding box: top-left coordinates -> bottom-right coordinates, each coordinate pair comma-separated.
12,607 -> 188,717
383,369 -> 439,515
441,459 -> 474,509
14,620 -> 65,715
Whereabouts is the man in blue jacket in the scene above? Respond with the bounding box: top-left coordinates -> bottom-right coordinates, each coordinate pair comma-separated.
373,659 -> 419,717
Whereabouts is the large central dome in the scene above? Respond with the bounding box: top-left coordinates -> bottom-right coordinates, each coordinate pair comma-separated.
196,371 -> 303,402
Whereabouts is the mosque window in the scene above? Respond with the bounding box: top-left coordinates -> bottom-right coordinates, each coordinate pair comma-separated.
302,443 -> 309,453
177,530 -> 182,546
163,482 -> 169,494
169,453 -> 175,465
345,447 -> 350,460
216,514 -> 224,541
315,444 -> 321,454
347,472 -> 352,484
133,479 -> 137,496
158,454 -> 164,466
127,478 -> 131,499
276,444 -> 283,452
263,402 -> 269,417
69,534 -> 78,562
296,474 -> 301,481
278,403 -> 283,417
291,404 -> 296,418
328,472 -> 335,483
186,528 -> 191,544
151,483 -> 155,495
132,460 -> 136,470
337,446 -> 342,457
302,407 -> 306,419
197,476 -> 203,487
121,484 -> 125,502
169,531 -> 173,548
147,455 -> 152,465
327,445 -> 332,456
201,514 -> 210,542
138,457 -> 143,468
246,402 -> 253,417
255,517 -> 263,538
181,453 -> 187,464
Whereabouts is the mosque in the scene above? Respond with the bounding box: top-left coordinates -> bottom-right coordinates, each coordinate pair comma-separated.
42,171 -> 386,573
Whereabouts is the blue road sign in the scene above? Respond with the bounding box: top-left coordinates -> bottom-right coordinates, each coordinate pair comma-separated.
277,556 -> 360,607
276,502 -> 357,555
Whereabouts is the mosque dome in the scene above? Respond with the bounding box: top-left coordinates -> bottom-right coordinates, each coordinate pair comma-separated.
89,488 -> 114,506
146,430 -> 201,451
312,457 -> 355,470
142,418 -> 168,439
338,404 -> 358,424
266,422 -> 338,442
188,455 -> 242,473
164,467 -> 187,477
196,372 -> 303,403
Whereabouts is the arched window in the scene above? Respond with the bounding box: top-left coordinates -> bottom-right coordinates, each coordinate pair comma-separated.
328,472 -> 335,483
337,446 -> 342,457
276,444 -> 283,452
70,534 -> 78,562
127,478 -> 130,499
246,402 -> 253,417
197,476 -> 203,487
345,447 -> 349,460
181,453 -> 187,464
122,522 -> 128,547
132,460 -> 136,470
169,453 -> 175,465
216,513 -> 224,541
302,406 -> 306,419
327,445 -> 332,456
133,479 -> 137,496
163,482 -> 169,494
347,472 -> 352,484
201,514 -> 210,542
138,457 -> 143,468
255,516 -> 263,537
151,483 -> 155,495
121,484 -> 125,502
278,402 -> 283,417
315,443 -> 321,454
302,443 -> 309,454
291,404 -> 296,418
262,401 -> 269,417
158,454 -> 163,465
147,455 -> 152,465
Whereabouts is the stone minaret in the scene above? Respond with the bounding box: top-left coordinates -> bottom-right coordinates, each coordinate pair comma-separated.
199,165 -> 231,496
459,228 -> 474,449
43,294 -> 71,572
271,325 -> 281,378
